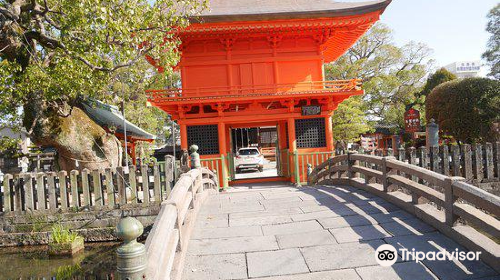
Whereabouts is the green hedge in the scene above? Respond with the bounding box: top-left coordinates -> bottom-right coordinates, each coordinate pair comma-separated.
426,78 -> 500,143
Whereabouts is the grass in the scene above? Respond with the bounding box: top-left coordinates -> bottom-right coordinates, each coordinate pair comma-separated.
50,224 -> 81,245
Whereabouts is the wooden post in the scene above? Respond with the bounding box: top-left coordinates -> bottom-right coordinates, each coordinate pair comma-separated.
3,174 -> 12,212
462,144 -> 473,180
444,177 -> 461,227
484,143 -> 494,179
116,166 -> 127,205
23,173 -> 35,211
472,144 -> 484,181
347,152 -> 353,179
418,146 -> 427,185
58,171 -> 68,210
105,168 -> 115,208
92,169 -> 103,207
494,142 -> 500,179
440,145 -> 449,176
13,175 -> 22,212
164,156 -> 174,198
153,165 -> 161,202
47,172 -> 57,210
408,147 -> 417,182
129,165 -> 138,203
81,169 -> 91,208
418,146 -> 428,169
36,172 -> 46,210
430,146 -> 440,173
397,147 -> 405,162
408,147 -> 416,165
141,165 -> 150,205
70,170 -> 79,208
450,145 -> 461,177
381,157 -> 390,192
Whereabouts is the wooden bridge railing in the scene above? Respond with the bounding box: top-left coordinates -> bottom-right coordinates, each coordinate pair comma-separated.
116,167 -> 219,280
347,142 -> 500,188
0,162 -> 174,214
308,152 -> 500,272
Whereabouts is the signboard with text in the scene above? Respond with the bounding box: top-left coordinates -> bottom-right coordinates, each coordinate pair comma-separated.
301,105 -> 321,116
404,108 -> 421,133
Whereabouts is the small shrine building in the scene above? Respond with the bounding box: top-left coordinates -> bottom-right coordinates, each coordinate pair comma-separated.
148,0 -> 391,188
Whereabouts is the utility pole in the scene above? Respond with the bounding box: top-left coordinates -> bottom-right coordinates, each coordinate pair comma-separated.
121,77 -> 129,169
170,115 -> 176,182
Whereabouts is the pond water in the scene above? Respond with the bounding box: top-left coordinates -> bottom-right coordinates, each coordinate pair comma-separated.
1,242 -> 118,279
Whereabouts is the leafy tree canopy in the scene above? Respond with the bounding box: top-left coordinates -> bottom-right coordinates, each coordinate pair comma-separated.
331,96 -> 372,143
326,23 -> 433,140
0,0 -> 206,127
426,78 -> 500,143
482,4 -> 500,79
0,0 -> 206,169
420,68 -> 457,98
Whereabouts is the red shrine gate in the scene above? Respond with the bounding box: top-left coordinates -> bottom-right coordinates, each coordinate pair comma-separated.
148,0 -> 391,188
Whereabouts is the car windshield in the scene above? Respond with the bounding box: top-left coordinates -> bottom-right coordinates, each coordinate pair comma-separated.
239,149 -> 259,156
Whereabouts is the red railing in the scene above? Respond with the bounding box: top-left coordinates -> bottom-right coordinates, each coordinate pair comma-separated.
146,79 -> 362,103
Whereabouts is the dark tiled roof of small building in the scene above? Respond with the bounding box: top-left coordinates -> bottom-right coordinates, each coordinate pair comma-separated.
195,0 -> 391,22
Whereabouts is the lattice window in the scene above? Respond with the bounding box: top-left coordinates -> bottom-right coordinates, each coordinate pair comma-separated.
260,129 -> 277,145
295,118 -> 326,148
187,125 -> 219,155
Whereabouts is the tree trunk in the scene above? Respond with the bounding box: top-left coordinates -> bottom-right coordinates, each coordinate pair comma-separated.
24,99 -> 122,171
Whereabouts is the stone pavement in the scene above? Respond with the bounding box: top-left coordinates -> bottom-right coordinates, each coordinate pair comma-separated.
182,183 -> 500,280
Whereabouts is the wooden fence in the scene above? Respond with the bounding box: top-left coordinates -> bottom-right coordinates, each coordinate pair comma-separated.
345,142 -> 500,185
308,153 -> 500,272
0,162 -> 174,214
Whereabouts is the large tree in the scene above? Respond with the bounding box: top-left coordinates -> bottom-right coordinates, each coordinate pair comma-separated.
0,0 -> 206,170
426,78 -> 500,143
326,23 -> 433,137
420,68 -> 457,99
482,4 -> 500,79
331,96 -> 371,145
405,67 -> 457,121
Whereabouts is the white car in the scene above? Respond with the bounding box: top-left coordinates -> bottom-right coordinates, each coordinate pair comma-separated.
235,147 -> 264,173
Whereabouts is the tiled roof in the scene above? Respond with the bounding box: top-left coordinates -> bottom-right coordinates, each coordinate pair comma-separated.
195,0 -> 391,22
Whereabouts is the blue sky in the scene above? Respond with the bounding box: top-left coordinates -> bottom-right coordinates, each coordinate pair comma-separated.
344,0 -> 497,75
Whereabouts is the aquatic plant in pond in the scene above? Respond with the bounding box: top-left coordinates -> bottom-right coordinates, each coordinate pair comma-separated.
49,224 -> 84,255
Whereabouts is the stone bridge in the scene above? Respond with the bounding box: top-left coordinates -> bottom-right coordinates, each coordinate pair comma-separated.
182,183 -> 498,280
115,153 -> 499,280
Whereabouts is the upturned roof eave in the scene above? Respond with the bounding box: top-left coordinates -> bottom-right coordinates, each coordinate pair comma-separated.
190,0 -> 391,24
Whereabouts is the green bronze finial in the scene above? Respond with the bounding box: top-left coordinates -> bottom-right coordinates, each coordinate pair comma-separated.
190,144 -> 201,169
116,217 -> 147,280
116,216 -> 143,246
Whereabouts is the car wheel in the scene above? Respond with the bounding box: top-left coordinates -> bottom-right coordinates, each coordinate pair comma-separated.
258,167 -> 264,172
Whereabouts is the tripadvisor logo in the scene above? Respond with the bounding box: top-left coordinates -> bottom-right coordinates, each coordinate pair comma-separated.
376,244 -> 398,267
375,244 -> 482,267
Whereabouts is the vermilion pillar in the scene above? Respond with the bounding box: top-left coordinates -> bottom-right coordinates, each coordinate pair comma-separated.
180,123 -> 188,150
325,116 -> 334,151
287,118 -> 300,184
218,122 -> 229,189
218,122 -> 227,155
287,118 -> 297,151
